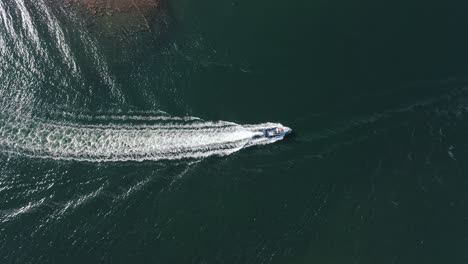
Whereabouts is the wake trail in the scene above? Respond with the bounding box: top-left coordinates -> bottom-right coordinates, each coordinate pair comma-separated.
0,115 -> 284,162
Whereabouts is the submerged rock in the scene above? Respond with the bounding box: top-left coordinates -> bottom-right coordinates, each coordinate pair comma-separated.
76,0 -> 160,15
54,0 -> 172,38
51,0 -> 173,66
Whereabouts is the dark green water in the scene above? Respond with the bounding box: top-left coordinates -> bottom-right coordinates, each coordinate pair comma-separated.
2,0 -> 468,263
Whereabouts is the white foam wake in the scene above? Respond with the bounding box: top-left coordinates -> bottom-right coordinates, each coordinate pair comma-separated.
0,115 -> 284,162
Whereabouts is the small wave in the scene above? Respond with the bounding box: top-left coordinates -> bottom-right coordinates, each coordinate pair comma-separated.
0,198 -> 45,222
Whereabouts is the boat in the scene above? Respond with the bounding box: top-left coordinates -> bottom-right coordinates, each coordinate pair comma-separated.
262,126 -> 292,138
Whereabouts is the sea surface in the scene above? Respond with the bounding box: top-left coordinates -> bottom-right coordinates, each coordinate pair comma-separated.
2,0 -> 468,263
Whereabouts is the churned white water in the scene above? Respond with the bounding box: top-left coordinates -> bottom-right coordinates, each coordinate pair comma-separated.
0,115 -> 284,162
